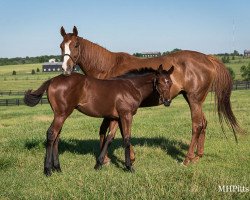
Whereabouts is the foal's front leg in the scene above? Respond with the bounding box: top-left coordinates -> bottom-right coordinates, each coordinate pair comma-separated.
99,118 -> 136,165
95,120 -> 118,169
99,118 -> 111,165
52,129 -> 62,172
120,113 -> 134,172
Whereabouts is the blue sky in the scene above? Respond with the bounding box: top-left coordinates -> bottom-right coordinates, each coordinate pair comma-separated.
0,0 -> 249,58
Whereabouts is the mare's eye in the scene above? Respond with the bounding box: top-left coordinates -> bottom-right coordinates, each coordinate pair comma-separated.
75,43 -> 79,48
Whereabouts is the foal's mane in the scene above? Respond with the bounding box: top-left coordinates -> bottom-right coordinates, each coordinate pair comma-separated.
116,68 -> 157,78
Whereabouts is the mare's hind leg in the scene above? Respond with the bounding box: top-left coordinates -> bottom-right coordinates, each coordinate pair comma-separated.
44,116 -> 65,176
99,118 -> 111,165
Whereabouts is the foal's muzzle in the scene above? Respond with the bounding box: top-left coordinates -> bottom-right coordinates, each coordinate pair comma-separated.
163,99 -> 171,107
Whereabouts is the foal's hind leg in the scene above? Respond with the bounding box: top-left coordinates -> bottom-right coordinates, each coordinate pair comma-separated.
44,116 -> 65,176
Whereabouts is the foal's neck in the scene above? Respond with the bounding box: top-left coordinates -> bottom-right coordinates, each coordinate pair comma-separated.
130,73 -> 155,99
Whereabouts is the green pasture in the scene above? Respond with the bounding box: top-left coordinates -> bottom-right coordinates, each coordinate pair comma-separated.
0,61 -> 249,199
0,89 -> 249,199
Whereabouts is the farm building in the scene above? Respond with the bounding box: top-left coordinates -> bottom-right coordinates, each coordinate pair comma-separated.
42,62 -> 63,72
244,50 -> 250,57
141,52 -> 161,58
42,61 -> 81,73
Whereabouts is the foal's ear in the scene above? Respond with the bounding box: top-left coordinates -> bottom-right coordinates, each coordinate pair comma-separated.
166,65 -> 174,74
60,26 -> 66,37
156,64 -> 164,75
73,26 -> 78,36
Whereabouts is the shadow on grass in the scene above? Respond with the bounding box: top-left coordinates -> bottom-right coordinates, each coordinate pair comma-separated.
25,136 -> 188,168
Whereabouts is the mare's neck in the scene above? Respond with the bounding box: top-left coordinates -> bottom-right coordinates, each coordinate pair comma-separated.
77,38 -> 116,78
77,37 -> 161,79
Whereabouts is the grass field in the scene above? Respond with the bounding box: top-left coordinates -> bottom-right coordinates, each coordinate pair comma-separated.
0,89 -> 249,199
0,61 -> 249,199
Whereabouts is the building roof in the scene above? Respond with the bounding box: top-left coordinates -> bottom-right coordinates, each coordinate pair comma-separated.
141,52 -> 161,55
42,62 -> 63,66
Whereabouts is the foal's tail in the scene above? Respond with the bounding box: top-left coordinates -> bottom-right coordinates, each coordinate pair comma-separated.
208,55 -> 242,142
24,79 -> 52,107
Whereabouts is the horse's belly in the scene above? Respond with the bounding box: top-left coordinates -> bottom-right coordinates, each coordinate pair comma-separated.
76,103 -> 119,119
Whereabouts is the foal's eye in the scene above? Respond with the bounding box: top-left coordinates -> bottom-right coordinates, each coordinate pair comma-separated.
165,79 -> 170,84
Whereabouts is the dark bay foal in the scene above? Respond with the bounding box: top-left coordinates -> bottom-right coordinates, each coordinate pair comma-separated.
24,65 -> 173,176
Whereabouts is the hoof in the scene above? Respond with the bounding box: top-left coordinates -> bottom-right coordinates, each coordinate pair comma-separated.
52,165 -> 62,173
182,155 -> 200,166
130,157 -> 135,165
94,162 -> 102,170
102,156 -> 111,166
44,168 -> 52,177
126,166 -> 135,173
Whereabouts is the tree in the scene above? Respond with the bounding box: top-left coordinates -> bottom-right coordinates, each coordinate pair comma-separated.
222,56 -> 230,63
133,53 -> 142,57
226,67 -> 235,80
240,63 -> 250,81
233,50 -> 239,56
31,69 -> 36,75
36,68 -> 40,72
12,70 -> 16,75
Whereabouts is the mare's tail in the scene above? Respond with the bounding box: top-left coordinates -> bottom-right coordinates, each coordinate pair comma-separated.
207,55 -> 242,142
24,79 -> 52,107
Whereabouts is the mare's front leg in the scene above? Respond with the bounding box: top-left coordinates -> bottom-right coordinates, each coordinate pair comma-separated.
44,115 -> 66,176
95,120 -> 118,170
183,99 -> 205,166
120,113 -> 134,172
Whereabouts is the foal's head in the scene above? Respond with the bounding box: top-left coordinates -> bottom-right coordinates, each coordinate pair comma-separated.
155,65 -> 174,106
60,26 -> 81,75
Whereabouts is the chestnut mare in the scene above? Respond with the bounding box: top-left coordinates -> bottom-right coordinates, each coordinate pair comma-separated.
24,66 -> 173,176
60,26 -> 241,166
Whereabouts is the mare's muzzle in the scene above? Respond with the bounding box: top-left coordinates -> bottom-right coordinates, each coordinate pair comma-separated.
163,99 -> 171,107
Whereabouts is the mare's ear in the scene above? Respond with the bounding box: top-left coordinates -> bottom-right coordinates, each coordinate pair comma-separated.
73,26 -> 78,36
61,26 -> 66,37
166,65 -> 174,74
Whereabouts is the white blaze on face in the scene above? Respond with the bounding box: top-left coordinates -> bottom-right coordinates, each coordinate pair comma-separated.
62,41 -> 71,71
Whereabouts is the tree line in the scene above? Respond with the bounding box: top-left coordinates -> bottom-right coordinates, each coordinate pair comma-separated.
0,55 -> 61,66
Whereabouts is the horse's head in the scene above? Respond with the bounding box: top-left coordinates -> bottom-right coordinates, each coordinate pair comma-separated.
60,26 -> 81,75
155,65 -> 174,106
